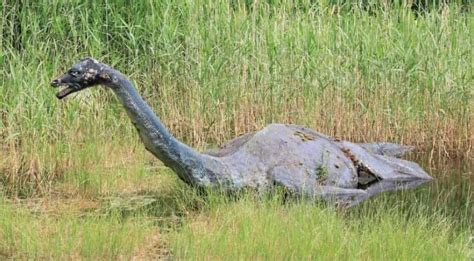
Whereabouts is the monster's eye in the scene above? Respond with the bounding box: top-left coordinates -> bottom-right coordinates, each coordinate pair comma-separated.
69,69 -> 80,77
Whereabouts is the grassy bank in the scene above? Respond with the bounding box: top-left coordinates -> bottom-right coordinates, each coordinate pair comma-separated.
172,198 -> 471,260
1,154 -> 472,259
1,0 -> 472,194
1,185 -> 472,259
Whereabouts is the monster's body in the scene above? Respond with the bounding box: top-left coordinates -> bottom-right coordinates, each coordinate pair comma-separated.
202,124 -> 430,206
52,58 -> 433,207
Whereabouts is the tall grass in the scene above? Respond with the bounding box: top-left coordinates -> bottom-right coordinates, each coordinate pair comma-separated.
1,1 -> 472,194
0,2 -> 472,258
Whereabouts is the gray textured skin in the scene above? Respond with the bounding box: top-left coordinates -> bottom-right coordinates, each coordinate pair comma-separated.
51,58 -> 433,207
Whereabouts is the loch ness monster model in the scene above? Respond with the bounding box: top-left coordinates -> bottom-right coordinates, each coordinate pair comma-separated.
51,58 -> 433,207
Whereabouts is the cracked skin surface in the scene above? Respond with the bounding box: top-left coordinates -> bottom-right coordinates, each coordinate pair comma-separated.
204,124 -> 358,190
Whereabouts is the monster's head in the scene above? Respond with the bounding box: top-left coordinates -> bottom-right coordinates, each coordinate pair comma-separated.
51,57 -> 113,99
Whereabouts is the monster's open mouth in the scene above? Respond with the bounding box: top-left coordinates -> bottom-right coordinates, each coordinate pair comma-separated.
56,85 -> 79,99
51,81 -> 81,99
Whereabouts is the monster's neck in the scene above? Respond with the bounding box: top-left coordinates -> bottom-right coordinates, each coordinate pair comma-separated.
108,71 -> 204,185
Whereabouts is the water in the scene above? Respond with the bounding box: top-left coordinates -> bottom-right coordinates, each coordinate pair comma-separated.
366,153 -> 473,229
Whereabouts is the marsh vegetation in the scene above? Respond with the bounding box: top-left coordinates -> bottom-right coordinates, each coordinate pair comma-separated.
0,0 -> 472,259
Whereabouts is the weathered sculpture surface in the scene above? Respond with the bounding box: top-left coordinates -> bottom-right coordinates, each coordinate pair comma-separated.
51,58 -> 432,207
